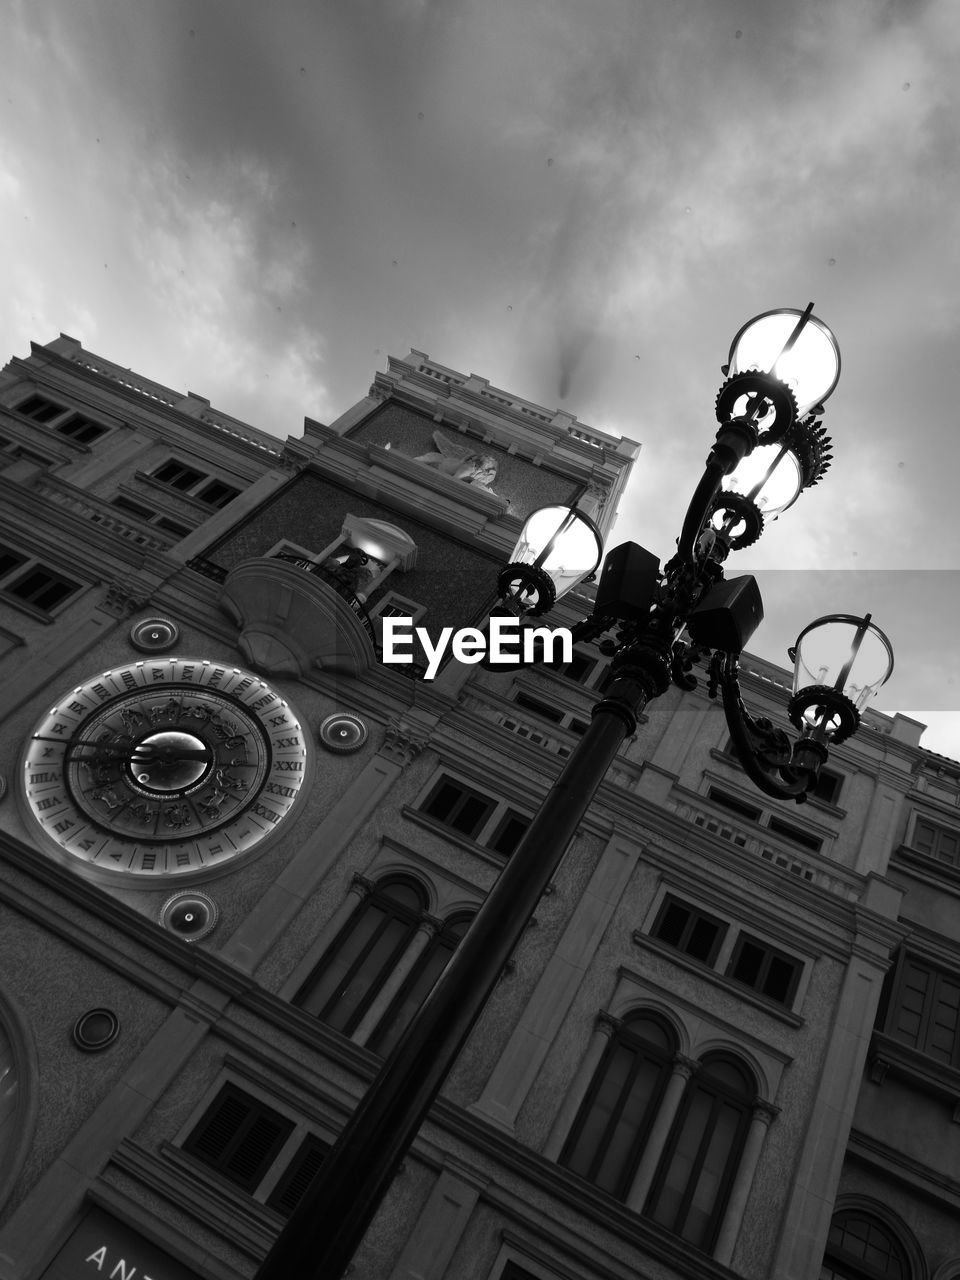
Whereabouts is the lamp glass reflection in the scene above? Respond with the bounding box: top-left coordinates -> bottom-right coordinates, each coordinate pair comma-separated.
508,505 -> 603,601
792,614 -> 894,711
730,309 -> 840,416
722,444 -> 803,518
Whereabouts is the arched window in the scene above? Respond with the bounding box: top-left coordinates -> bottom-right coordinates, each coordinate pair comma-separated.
368,913 -> 474,1057
560,1013 -> 675,1200
294,878 -> 427,1035
645,1054 -> 753,1252
820,1210 -> 911,1280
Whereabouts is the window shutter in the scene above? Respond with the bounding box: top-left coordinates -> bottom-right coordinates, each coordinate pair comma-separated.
267,1136 -> 330,1216
184,1085 -> 294,1192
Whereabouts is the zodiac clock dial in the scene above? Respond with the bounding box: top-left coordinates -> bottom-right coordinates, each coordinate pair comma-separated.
20,659 -> 309,882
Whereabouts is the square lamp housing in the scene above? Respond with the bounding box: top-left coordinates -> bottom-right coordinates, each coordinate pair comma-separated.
686,576 -> 764,653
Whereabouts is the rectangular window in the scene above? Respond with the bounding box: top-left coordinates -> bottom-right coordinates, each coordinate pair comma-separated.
151,460 -> 243,507
888,955 -> 960,1066
153,460 -> 205,491
557,650 -> 597,684
0,547 -> 28,579
182,1084 -> 294,1192
0,544 -> 80,614
421,776 -> 497,839
368,592 -> 427,627
265,1135 -> 330,1217
6,567 -> 77,610
15,393 -> 64,423
488,809 -> 529,857
811,769 -> 843,805
196,478 -> 241,508
513,692 -> 565,724
913,817 -> 960,866
651,897 -> 727,965
54,413 -> 108,444
418,775 -> 529,857
708,787 -> 762,823
727,934 -> 801,1005
766,817 -> 822,853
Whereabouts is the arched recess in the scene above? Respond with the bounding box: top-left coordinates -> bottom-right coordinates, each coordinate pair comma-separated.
559,1010 -> 678,1200
822,1196 -> 927,1280
292,875 -> 429,1036
0,982 -> 40,1211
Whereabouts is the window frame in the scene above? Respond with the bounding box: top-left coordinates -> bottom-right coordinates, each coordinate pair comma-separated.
366,911 -> 474,1057
181,1081 -> 295,1193
559,1013 -> 676,1200
416,772 -> 530,856
367,591 -> 427,626
820,1207 -> 912,1280
148,457 -> 244,508
644,1054 -> 754,1252
884,949 -> 960,1068
650,896 -> 728,967
264,1133 -> 330,1218
293,876 -> 428,1036
14,392 -> 68,424
0,542 -> 84,617
706,784 -> 823,852
910,814 -> 960,867
178,1079 -> 335,1216
726,933 -> 802,1006
643,890 -> 807,1012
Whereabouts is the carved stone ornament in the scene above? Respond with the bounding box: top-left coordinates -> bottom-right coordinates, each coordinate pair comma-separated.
102,580 -> 150,619
380,718 -> 429,765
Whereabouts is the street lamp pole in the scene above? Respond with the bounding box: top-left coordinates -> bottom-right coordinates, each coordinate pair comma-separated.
255,306 -> 893,1279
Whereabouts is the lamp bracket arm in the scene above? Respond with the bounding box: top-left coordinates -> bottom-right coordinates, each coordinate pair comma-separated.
711,652 -> 815,803
676,459 -> 726,565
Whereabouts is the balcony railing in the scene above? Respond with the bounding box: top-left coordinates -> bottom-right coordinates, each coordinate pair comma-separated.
273,554 -> 377,644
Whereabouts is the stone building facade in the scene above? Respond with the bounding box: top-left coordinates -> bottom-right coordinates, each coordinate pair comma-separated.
0,334 -> 956,1280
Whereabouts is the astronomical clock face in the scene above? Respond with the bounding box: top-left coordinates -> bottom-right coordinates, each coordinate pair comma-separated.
20,659 -> 309,882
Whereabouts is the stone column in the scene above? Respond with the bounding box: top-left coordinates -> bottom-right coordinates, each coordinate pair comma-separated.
713,1099 -> 778,1266
543,1013 -> 618,1160
625,1055 -> 698,1213
276,875 -> 374,1001
352,917 -> 441,1047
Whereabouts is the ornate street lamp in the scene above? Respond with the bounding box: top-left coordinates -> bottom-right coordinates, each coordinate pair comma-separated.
256,306 -> 893,1280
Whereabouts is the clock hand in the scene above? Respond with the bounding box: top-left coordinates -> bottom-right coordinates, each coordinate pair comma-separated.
34,737 -> 213,765
33,735 -> 136,762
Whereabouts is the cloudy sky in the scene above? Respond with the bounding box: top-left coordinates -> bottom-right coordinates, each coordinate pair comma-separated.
3,0 -> 959,755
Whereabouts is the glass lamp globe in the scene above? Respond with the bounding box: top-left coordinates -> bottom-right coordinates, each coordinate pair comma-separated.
791,613 -> 894,732
722,443 -> 804,518
505,505 -> 603,605
729,308 -> 840,418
